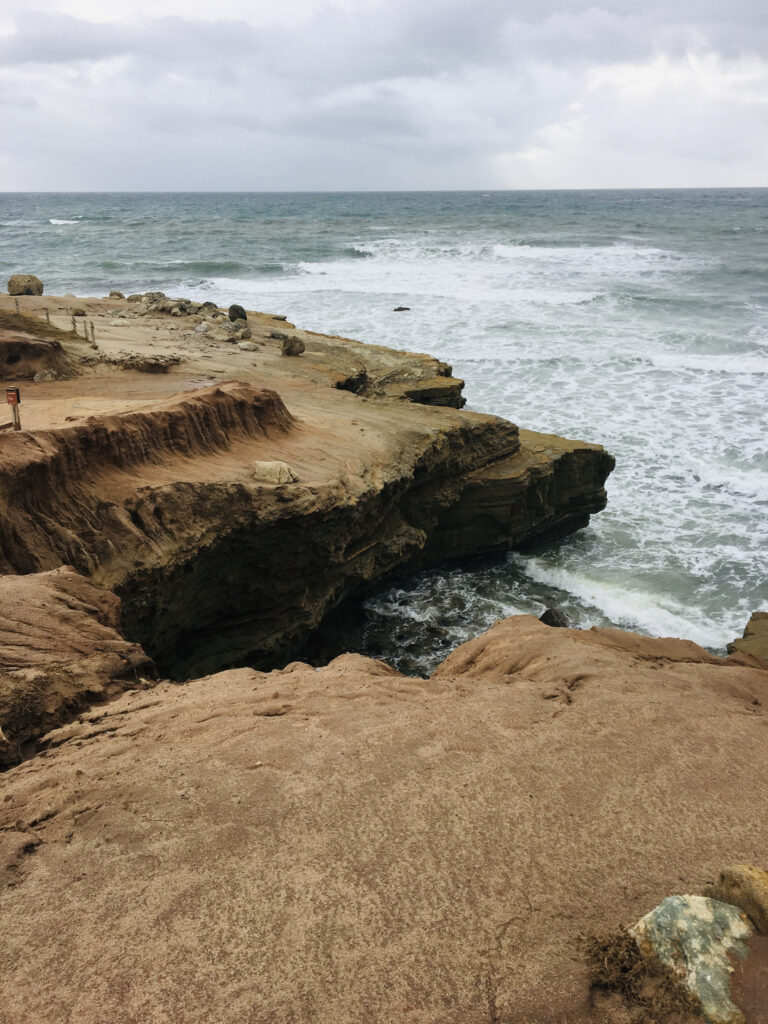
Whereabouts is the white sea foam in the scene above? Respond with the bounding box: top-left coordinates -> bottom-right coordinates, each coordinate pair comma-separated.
49,218 -> 79,225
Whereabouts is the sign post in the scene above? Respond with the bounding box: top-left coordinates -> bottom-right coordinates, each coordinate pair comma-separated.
5,388 -> 21,431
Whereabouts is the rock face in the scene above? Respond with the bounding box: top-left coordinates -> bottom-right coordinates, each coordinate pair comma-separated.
0,567 -> 153,767
7,274 -> 43,296
1,616 -> 767,1024
0,380 -> 612,678
728,611 -> 768,663
630,895 -> 754,1024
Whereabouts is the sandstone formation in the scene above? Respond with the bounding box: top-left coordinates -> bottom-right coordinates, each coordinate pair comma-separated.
709,866 -> 768,935
7,274 -> 43,295
1,616 -> 766,1024
728,612 -> 768,663
0,294 -> 613,680
0,567 -> 153,767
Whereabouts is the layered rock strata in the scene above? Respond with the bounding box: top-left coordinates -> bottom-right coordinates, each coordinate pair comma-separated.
1,616 -> 766,1024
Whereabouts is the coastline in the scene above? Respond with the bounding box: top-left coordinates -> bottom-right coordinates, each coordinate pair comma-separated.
1,288 -> 767,1023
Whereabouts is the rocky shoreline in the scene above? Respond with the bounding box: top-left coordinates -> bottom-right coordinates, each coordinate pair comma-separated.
1,288 -> 766,1023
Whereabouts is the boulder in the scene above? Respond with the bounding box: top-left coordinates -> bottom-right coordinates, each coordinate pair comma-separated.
539,607 -> 571,628
251,460 -> 299,483
108,290 -> 125,300
629,894 -> 754,1024
143,291 -> 166,304
194,322 -> 210,334
126,294 -> 144,303
238,341 -> 259,351
32,369 -> 58,382
281,335 -> 306,357
7,274 -> 43,296
228,303 -> 247,322
198,301 -> 219,316
708,865 -> 768,934
72,308 -> 86,317
237,327 -> 252,340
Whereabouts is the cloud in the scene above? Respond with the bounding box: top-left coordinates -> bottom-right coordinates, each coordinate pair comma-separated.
1,1 -> 767,188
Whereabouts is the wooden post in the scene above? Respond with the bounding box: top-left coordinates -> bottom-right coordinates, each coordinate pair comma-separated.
14,299 -> 19,314
5,388 -> 21,431
89,322 -> 96,344
71,316 -> 77,333
45,309 -> 51,325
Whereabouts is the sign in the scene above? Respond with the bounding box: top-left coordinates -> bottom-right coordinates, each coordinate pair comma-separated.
6,387 -> 20,406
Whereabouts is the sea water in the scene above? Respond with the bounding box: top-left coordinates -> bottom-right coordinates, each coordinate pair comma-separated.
1,190 -> 766,673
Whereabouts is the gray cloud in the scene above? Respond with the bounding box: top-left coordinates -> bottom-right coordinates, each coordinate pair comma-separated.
1,1 -> 767,189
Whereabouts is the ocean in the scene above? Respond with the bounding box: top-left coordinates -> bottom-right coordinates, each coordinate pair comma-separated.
1,190 -> 766,673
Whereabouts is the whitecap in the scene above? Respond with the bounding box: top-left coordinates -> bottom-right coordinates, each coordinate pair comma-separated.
49,218 -> 79,225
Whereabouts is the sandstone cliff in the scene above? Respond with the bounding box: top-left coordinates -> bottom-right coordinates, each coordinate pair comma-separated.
0,295 -> 613,680
1,615 -> 766,1024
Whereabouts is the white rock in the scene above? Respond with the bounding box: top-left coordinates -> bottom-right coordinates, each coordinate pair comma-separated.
238,341 -> 259,351
195,323 -> 210,334
251,460 -> 299,484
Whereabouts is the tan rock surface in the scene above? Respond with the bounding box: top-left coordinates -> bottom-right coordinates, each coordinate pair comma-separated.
0,567 -> 153,767
2,616 -> 767,1023
728,611 -> 768,664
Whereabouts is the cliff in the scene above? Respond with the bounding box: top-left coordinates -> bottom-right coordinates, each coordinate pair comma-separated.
1,614 -> 766,1024
0,294 -> 613,680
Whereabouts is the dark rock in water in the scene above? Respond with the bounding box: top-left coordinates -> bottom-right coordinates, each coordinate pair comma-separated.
394,306 -> 410,312
7,274 -> 43,296
229,304 -> 247,322
281,335 -> 305,357
108,290 -> 125,300
728,611 -> 768,663
539,607 -> 571,628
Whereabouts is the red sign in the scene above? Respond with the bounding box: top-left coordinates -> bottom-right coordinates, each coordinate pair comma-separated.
6,388 -> 20,406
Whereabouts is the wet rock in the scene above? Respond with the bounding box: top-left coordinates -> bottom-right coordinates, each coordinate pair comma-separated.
281,335 -> 306,357
728,612 -> 768,663
539,607 -> 571,628
108,290 -> 125,299
7,274 -> 43,296
630,894 -> 754,1024
251,460 -> 299,483
708,865 -> 768,934
228,303 -> 247,322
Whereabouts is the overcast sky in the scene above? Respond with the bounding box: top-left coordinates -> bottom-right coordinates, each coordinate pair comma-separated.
1,0 -> 767,190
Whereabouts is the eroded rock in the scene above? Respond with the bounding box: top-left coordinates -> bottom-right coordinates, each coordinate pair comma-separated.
251,459 -> 299,483
709,865 -> 768,934
728,612 -> 768,663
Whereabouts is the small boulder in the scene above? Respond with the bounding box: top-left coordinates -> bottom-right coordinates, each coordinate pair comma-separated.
281,336 -> 305,357
108,290 -> 125,300
126,294 -> 144,303
228,303 -> 247,322
251,460 -> 299,484
194,322 -> 210,334
708,865 -> 768,934
143,291 -> 166,304
33,369 -> 58,382
238,341 -> 259,351
198,301 -> 219,316
539,607 -> 571,628
630,894 -> 754,1024
8,274 -> 43,296
237,327 -> 252,340
72,308 -> 86,317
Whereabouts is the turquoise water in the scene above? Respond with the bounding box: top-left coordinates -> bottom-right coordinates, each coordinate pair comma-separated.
2,191 -> 767,671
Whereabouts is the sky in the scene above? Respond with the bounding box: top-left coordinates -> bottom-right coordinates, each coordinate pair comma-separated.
1,0 -> 767,190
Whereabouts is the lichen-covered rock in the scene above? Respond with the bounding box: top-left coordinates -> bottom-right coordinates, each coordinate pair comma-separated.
630,894 -> 754,1024
7,274 -> 43,296
709,865 -> 768,934
251,459 -> 299,483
